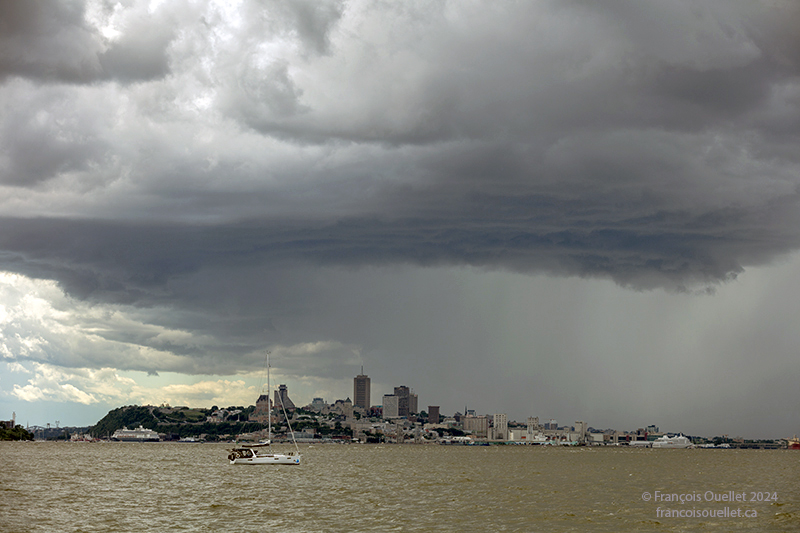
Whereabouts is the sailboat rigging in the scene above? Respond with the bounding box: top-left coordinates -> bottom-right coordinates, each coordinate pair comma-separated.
228,351 -> 302,465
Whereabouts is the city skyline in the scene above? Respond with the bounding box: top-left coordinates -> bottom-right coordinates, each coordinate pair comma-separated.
2,1 -> 800,440
4,370 -> 778,442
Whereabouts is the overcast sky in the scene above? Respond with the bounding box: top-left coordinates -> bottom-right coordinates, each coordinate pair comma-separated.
1,0 -> 799,439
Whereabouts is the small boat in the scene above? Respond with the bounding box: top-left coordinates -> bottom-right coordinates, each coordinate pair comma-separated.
788,435 -> 800,450
228,441 -> 301,464
228,352 -> 301,465
651,434 -> 694,449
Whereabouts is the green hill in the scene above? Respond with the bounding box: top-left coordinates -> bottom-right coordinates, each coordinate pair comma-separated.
1,425 -> 34,441
90,405 -> 259,440
91,405 -> 160,438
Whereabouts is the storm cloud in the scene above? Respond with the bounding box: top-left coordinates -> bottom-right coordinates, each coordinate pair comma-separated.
1,0 -> 799,436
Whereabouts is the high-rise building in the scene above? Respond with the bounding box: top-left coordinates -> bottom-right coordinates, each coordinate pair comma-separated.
493,413 -> 508,440
428,406 -> 440,424
354,370 -> 371,409
393,386 -> 418,417
274,384 -> 295,411
382,394 -> 399,418
394,386 -> 409,417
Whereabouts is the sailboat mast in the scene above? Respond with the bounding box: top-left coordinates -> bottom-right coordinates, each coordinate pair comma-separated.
267,351 -> 271,442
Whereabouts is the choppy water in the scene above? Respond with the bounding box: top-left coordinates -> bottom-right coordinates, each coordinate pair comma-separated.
1,442 -> 797,532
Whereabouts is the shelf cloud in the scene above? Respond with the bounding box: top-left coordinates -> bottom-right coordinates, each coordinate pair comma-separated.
2,0 -> 799,437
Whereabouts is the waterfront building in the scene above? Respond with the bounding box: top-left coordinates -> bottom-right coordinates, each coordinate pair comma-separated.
274,384 -> 296,411
354,371 -> 371,409
574,421 -> 587,443
383,394 -> 399,418
462,415 -> 488,438
493,413 -> 508,441
588,432 -> 605,444
527,417 -> 540,435
508,429 -> 528,441
428,406 -> 440,424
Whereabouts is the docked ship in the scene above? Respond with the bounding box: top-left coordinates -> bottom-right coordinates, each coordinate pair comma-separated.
789,435 -> 800,449
651,434 -> 694,448
111,425 -> 160,442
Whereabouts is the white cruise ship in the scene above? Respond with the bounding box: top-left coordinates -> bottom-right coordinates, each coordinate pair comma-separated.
111,425 -> 160,442
651,434 -> 693,448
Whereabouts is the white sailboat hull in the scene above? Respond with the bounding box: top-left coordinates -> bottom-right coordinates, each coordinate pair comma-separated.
230,452 -> 301,465
229,352 -> 301,465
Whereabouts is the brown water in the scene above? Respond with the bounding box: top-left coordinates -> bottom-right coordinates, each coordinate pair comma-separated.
1,442 -> 797,532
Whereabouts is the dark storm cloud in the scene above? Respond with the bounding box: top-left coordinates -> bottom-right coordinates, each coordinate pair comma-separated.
0,0 -> 102,83
0,0 -> 176,84
1,0 -> 800,370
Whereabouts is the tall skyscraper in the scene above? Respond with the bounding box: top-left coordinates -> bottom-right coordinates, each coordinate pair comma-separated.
354,369 -> 371,409
393,385 -> 419,417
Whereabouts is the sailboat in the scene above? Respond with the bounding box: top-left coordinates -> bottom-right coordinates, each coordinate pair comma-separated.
228,352 -> 302,465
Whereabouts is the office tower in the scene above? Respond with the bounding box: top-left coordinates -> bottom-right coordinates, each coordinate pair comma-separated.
428,406 -> 440,424
394,386 -> 410,417
354,370 -> 371,409
383,394 -> 399,418
274,384 -> 296,411
393,385 -> 418,417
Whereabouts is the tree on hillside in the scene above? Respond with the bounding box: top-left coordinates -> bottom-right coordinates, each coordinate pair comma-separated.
90,406 -> 159,438
0,425 -> 34,441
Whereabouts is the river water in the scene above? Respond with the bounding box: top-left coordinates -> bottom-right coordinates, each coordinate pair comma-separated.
1,442 -> 797,532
